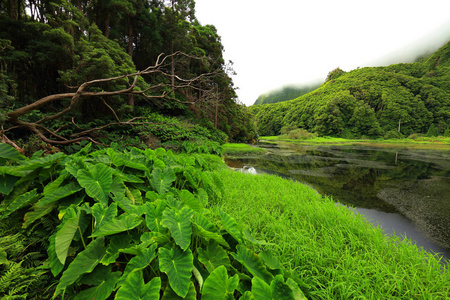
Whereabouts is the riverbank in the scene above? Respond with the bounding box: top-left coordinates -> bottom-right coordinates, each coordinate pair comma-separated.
259,136 -> 450,150
212,168 -> 450,299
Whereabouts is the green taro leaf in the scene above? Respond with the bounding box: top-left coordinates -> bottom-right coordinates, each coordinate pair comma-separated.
17,152 -> 64,171
36,181 -> 83,207
101,234 -> 132,265
161,207 -> 194,251
0,174 -> 19,195
92,203 -> 118,235
43,170 -> 69,195
159,245 -> 193,298
74,268 -> 121,300
151,167 -> 176,195
231,245 -> 274,285
90,213 -> 142,238
259,251 -> 283,270
251,276 -> 272,300
118,243 -> 158,286
4,189 -> 39,216
23,202 -> 56,228
178,189 -> 202,212
0,143 -> 27,161
55,209 -> 81,264
161,281 -> 197,300
107,148 -> 148,171
115,270 -> 161,300
48,233 -> 64,276
218,208 -> 243,243
193,214 -> 229,248
201,265 -> 239,300
286,278 -> 308,300
77,164 -> 113,205
243,228 -> 273,246
239,291 -> 256,300
270,275 -> 295,300
54,237 -> 106,298
197,240 -> 230,273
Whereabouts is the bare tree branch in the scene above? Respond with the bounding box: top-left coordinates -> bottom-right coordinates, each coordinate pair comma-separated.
3,52 -> 219,148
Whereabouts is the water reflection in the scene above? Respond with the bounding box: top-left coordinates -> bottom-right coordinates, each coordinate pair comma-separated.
225,142 -> 450,260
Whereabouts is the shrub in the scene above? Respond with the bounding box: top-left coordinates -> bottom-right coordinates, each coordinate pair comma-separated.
383,129 -> 403,139
287,129 -> 316,140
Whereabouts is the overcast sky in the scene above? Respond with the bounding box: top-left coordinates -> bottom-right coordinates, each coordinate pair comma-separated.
194,0 -> 450,106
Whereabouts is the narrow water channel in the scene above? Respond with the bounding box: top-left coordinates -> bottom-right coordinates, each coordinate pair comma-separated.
225,142 -> 450,261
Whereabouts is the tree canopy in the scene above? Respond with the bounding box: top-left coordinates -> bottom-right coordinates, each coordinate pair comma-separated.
0,0 -> 257,150
250,41 -> 450,138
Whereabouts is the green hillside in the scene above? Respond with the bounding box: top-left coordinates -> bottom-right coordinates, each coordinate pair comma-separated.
250,41 -> 450,138
253,83 -> 321,105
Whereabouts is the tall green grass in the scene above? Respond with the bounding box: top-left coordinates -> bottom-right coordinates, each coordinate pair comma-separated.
223,143 -> 266,156
212,168 -> 450,299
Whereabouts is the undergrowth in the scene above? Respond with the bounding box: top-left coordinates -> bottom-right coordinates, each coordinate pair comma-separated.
0,142 -> 306,299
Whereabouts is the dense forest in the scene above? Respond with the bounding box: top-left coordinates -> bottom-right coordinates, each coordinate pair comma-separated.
253,83 -> 321,106
250,40 -> 450,138
0,0 -> 257,154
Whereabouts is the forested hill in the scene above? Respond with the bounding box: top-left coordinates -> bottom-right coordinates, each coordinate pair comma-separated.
0,0 -> 257,152
253,83 -> 321,105
250,40 -> 450,138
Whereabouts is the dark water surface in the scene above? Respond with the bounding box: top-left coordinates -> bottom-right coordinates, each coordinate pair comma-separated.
225,142 -> 450,261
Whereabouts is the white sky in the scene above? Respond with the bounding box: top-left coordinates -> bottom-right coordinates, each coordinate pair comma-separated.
194,0 -> 450,106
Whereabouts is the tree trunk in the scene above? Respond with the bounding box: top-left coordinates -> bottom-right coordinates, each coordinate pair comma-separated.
128,15 -> 134,58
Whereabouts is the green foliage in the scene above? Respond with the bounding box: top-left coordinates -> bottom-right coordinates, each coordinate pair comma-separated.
251,41 -> 450,139
253,83 -> 321,106
0,143 -> 305,299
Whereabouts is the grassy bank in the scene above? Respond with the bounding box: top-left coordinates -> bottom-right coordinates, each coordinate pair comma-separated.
212,168 -> 450,299
259,136 -> 450,150
223,143 -> 267,156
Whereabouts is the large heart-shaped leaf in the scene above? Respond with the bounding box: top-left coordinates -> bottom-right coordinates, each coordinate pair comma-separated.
161,281 -> 197,300
77,164 -> 113,205
55,208 -> 80,264
4,189 -> 38,216
161,207 -> 194,251
251,276 -> 272,300
74,267 -> 121,300
92,203 -> 118,234
159,245 -> 193,298
90,213 -> 142,238
23,202 -> 55,228
116,270 -> 161,300
201,265 -> 239,300
0,174 -> 19,195
118,243 -> 158,286
54,237 -> 106,298
0,143 -> 27,161
48,232 -> 64,276
251,275 -> 297,300
36,181 -> 83,207
178,189 -> 202,212
218,208 -> 242,243
193,214 -> 229,248
101,234 -> 132,265
150,167 -> 176,195
43,170 -> 69,195
197,240 -> 230,273
231,245 -> 274,285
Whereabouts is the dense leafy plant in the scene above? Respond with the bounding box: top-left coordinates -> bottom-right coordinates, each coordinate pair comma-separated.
0,143 -> 306,299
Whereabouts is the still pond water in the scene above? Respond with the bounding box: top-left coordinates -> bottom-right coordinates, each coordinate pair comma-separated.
225,141 -> 450,261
